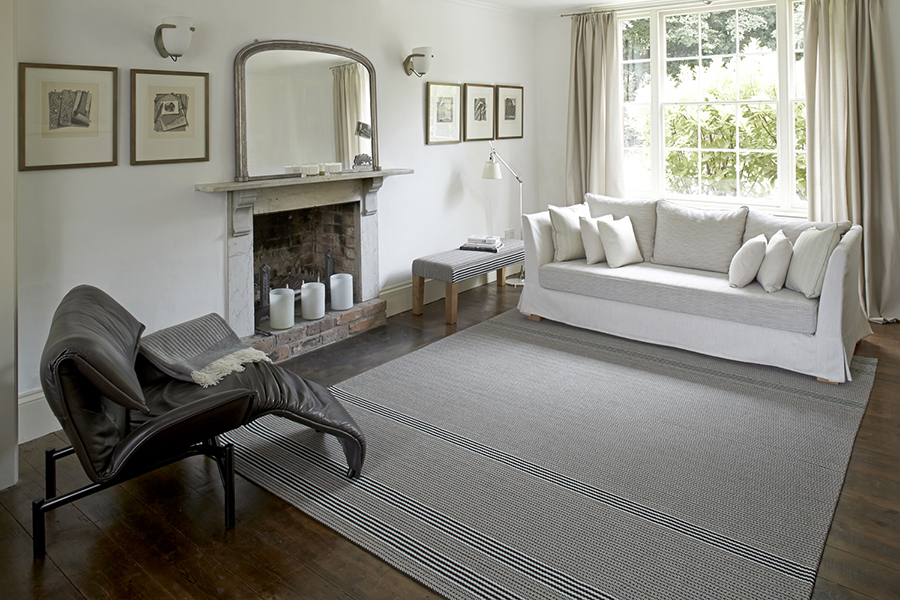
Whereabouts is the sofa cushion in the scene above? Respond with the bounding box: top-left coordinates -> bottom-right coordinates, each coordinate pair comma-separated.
579,215 -> 611,264
743,209 -> 852,244
729,234 -> 767,288
549,203 -> 590,262
596,215 -> 643,268
539,260 -> 819,334
756,230 -> 793,292
651,201 -> 748,273
584,194 -> 658,260
785,225 -> 842,299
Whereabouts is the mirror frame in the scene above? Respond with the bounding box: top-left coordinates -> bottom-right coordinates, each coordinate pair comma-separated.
234,40 -> 379,182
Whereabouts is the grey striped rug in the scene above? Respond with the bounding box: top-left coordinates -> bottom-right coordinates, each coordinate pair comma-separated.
221,310 -> 876,600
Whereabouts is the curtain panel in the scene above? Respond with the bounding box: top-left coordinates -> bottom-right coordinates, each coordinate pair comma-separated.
806,0 -> 900,322
565,12 -> 624,206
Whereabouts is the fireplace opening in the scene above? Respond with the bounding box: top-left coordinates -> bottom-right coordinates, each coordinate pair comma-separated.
253,202 -> 359,308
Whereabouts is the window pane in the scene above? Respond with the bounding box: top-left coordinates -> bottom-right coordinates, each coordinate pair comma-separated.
702,10 -> 736,56
794,101 -> 806,151
666,13 -> 699,58
794,52 -> 805,99
700,56 -> 737,101
624,148 -> 652,196
739,5 -> 778,53
624,104 -> 650,147
701,151 -> 737,196
795,152 -> 808,201
739,103 -> 777,150
665,105 -> 698,148
623,18 -> 651,60
740,152 -> 778,197
700,105 -> 736,149
739,53 -> 778,101
666,59 -> 700,99
666,150 -> 699,194
794,1 -> 805,51
624,62 -> 651,102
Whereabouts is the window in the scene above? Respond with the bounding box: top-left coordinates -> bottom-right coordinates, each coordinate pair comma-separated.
621,0 -> 806,215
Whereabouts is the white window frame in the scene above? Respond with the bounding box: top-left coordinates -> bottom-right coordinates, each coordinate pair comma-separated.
618,0 -> 805,216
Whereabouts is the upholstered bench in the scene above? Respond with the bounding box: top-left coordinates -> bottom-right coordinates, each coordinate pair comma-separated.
412,239 -> 525,324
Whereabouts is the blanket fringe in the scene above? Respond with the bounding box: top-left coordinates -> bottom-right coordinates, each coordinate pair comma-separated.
191,348 -> 272,388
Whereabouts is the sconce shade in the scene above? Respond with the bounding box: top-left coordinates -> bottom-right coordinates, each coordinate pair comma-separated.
482,160 -> 502,179
155,16 -> 194,61
404,46 -> 433,77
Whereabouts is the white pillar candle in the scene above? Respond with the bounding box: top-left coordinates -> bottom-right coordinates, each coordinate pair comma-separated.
330,273 -> 353,310
269,288 -> 295,329
300,282 -> 326,320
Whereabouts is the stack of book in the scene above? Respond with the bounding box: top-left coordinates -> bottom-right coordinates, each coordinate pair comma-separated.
460,235 -> 503,253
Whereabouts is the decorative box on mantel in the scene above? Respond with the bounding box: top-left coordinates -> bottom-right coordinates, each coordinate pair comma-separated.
195,168 -> 412,339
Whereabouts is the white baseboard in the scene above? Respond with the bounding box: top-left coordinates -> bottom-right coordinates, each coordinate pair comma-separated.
19,389 -> 61,444
380,268 -> 520,318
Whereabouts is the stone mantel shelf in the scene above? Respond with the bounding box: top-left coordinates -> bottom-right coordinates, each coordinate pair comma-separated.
194,168 -> 413,193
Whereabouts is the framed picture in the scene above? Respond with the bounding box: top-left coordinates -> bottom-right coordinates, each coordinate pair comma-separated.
131,69 -> 209,165
463,84 -> 495,142
495,85 -> 524,140
18,63 -> 117,171
426,82 -> 461,145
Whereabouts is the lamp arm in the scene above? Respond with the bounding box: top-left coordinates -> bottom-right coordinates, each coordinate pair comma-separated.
489,144 -> 523,184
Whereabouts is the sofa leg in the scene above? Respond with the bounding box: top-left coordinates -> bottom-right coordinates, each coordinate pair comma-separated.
527,314 -> 542,322
817,377 -> 841,385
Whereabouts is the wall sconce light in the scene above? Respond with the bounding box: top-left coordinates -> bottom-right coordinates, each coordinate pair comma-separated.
154,17 -> 195,62
403,47 -> 433,77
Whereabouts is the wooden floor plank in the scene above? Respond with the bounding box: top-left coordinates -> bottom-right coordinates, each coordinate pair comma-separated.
817,546 -> 900,600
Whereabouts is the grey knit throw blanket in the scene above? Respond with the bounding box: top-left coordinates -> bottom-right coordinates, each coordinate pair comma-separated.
140,313 -> 271,387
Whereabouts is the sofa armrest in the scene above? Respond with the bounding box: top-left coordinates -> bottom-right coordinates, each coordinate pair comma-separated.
522,211 -> 554,288
816,225 -> 871,343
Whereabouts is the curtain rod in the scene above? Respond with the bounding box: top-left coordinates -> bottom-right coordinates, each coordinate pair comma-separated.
561,0 -> 713,17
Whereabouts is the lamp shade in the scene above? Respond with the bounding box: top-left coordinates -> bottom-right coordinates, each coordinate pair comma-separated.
411,47 -> 432,75
161,17 -> 193,58
482,160 -> 502,179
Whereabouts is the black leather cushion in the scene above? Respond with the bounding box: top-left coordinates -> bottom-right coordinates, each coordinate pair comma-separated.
41,285 -> 149,414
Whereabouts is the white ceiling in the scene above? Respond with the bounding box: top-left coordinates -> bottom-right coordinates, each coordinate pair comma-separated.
474,0 -> 632,14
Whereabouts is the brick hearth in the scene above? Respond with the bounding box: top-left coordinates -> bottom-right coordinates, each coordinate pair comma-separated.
241,298 -> 387,362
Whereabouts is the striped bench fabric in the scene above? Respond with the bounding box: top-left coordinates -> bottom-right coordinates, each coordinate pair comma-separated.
411,239 -> 524,324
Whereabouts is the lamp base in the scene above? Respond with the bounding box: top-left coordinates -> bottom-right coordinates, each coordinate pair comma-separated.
505,270 -> 525,287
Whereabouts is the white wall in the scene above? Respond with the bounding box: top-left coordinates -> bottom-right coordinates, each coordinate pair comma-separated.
14,0 -> 537,422
1,0 -> 19,487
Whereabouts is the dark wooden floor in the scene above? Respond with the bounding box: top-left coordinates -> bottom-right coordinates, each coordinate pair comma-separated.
2,283 -> 899,599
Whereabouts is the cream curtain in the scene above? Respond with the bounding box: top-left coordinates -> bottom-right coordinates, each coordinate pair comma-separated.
333,63 -> 371,169
806,0 -> 900,322
565,11 -> 624,206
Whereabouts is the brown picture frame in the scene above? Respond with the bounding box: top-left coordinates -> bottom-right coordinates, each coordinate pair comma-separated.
131,69 -> 209,165
18,62 -> 118,171
495,85 -> 524,140
463,83 -> 495,142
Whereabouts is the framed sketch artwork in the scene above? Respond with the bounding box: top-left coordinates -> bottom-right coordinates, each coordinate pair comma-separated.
426,82 -> 461,145
463,84 -> 495,142
131,69 -> 209,165
18,63 -> 118,171
495,85 -> 524,140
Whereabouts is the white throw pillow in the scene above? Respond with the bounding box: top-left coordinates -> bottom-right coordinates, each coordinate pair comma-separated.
549,203 -> 590,262
579,215 -> 612,264
784,225 -> 842,298
728,234 -> 767,288
596,215 -> 643,268
584,194 -> 658,260
756,230 -> 793,293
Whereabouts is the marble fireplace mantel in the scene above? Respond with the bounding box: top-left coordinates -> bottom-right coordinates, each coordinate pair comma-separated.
195,168 -> 412,337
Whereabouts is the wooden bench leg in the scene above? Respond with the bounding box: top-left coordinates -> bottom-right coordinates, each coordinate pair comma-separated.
496,267 -> 506,287
412,275 -> 425,315
445,282 -> 458,324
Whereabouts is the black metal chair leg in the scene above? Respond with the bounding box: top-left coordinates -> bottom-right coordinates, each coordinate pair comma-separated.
223,443 -> 235,529
45,448 -> 56,499
32,500 -> 45,560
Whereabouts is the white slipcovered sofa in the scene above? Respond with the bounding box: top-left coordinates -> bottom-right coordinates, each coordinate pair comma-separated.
518,194 -> 873,382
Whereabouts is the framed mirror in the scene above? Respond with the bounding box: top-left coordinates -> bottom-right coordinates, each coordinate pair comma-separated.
234,40 -> 379,182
